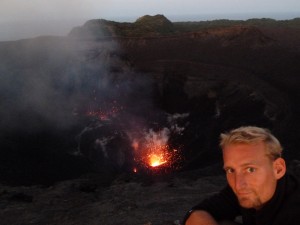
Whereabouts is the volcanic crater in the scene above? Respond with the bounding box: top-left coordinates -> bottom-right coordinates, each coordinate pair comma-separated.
1,14 -> 300,225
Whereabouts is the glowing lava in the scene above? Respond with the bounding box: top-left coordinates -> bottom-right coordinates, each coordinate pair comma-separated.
148,153 -> 167,167
131,128 -> 177,170
86,101 -> 123,120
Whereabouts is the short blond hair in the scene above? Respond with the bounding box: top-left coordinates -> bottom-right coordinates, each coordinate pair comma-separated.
220,126 -> 283,160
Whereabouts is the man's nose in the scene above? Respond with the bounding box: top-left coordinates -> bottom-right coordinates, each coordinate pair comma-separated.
234,173 -> 247,191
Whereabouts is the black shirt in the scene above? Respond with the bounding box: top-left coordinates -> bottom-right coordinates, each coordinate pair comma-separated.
184,173 -> 300,225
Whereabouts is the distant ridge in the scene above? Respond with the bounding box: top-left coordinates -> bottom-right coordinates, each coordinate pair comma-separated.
69,14 -> 174,38
69,14 -> 300,39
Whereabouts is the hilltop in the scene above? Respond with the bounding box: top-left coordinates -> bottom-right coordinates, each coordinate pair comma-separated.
69,14 -> 174,38
68,14 -> 300,38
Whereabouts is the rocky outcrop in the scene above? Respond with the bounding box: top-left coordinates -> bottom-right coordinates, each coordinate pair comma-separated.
69,14 -> 174,38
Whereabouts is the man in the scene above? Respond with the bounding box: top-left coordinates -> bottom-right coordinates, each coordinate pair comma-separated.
184,126 -> 300,225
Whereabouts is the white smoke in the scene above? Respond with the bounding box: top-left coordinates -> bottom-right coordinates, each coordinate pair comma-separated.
167,113 -> 189,134
144,128 -> 170,148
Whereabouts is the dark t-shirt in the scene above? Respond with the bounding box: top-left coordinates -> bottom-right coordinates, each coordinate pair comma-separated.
184,173 -> 300,225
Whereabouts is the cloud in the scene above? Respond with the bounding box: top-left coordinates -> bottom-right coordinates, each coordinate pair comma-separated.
0,0 -> 109,22
0,0 -> 112,40
1,0 -> 299,23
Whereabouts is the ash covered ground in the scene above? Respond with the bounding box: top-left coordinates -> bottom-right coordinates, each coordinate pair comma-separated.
0,167 -> 226,225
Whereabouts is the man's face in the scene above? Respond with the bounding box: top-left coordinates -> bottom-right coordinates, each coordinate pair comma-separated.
223,142 -> 283,209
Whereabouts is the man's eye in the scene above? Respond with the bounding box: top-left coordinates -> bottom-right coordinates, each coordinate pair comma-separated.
225,168 -> 234,174
246,167 -> 256,173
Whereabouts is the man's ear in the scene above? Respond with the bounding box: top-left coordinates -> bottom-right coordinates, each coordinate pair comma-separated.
273,158 -> 286,179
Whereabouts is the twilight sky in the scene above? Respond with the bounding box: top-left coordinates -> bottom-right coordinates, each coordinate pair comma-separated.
0,0 -> 299,41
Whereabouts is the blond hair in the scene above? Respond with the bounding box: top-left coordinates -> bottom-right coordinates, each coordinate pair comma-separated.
220,126 -> 283,160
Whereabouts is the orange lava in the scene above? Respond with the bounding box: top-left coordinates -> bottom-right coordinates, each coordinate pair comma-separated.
131,128 -> 181,171
148,153 -> 167,167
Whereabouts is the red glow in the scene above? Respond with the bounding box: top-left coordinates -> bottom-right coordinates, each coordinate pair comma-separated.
86,101 -> 123,120
132,128 -> 180,170
148,153 -> 167,167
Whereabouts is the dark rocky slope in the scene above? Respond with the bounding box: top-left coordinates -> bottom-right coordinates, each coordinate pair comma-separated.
116,24 -> 300,167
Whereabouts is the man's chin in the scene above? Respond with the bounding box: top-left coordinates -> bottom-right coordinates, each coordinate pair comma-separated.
238,197 -> 262,209
238,198 -> 255,208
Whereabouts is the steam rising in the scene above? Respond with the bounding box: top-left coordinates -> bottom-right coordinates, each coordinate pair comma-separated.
0,31 -> 158,136
0,0 -> 110,41
145,128 -> 170,148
